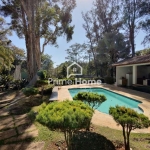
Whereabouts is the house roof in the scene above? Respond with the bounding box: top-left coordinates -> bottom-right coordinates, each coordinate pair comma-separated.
112,54 -> 150,66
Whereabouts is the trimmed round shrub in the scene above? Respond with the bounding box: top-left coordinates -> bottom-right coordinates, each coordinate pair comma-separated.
36,100 -> 94,150
73,92 -> 106,109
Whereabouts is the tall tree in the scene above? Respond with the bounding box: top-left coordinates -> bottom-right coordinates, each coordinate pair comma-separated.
138,1 -> 150,45
82,0 -> 122,76
65,43 -> 88,63
0,0 -> 76,84
121,0 -> 143,57
0,17 -> 14,73
97,31 -> 130,77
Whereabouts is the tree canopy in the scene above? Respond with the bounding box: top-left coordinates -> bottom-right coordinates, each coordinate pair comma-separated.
0,0 -> 76,83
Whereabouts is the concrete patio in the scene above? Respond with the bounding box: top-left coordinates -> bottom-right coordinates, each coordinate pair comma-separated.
58,84 -> 150,133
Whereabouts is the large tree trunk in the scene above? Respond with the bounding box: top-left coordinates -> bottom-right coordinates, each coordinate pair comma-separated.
21,0 -> 41,85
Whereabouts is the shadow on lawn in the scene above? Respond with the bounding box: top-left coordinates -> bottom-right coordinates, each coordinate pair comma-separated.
72,131 -> 115,150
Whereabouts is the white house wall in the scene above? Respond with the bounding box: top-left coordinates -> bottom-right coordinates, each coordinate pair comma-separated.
116,66 -> 132,85
116,62 -> 150,86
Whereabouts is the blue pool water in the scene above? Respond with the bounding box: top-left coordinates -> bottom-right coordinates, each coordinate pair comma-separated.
68,88 -> 143,114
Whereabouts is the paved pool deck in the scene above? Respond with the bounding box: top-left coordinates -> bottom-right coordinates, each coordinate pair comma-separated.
58,84 -> 150,133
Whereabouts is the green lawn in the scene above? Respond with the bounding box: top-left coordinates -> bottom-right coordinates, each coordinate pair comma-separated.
0,89 -> 150,150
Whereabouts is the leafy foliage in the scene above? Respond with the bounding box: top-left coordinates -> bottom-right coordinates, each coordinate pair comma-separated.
41,54 -> 54,77
0,75 -> 13,87
37,70 -> 47,80
65,43 -> 88,62
138,1 -> 150,45
42,84 -> 54,95
22,87 -> 39,97
35,79 -> 48,98
73,92 -> 106,109
0,0 -> 76,82
109,106 -> 150,150
135,48 -> 150,56
36,100 -> 94,149
35,80 -> 48,87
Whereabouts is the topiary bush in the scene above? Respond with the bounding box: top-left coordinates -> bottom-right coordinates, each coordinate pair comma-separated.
36,100 -> 94,150
109,106 -> 150,150
22,87 -> 39,99
104,76 -> 115,84
73,92 -> 106,109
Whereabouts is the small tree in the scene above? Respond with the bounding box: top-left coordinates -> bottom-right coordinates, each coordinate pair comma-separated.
73,92 -> 106,109
109,106 -> 150,150
36,100 -> 94,150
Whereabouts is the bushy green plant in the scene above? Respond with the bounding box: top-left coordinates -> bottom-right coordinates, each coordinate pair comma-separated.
109,106 -> 150,150
35,80 -> 49,98
36,100 -> 94,150
35,80 -> 48,87
0,75 -> 13,85
73,92 -> 106,109
37,70 -> 47,80
22,87 -> 39,98
27,110 -> 36,122
42,84 -> 54,95
104,76 -> 115,84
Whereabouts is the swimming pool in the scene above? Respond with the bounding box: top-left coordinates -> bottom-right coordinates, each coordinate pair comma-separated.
68,88 -> 143,114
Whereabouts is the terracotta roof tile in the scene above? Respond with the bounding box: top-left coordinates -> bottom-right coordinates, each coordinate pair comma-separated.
112,54 -> 150,66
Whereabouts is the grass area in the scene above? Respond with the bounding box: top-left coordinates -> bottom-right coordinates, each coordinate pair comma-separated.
0,88 -> 150,150
94,125 -> 150,150
34,122 -> 64,150
29,122 -> 150,150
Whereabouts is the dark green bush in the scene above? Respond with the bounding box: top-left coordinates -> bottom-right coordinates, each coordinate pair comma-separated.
104,76 -> 115,84
37,70 -> 47,80
35,80 -> 48,87
22,87 -> 39,97
73,92 -> 106,109
27,110 -> 36,122
42,84 -> 54,95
